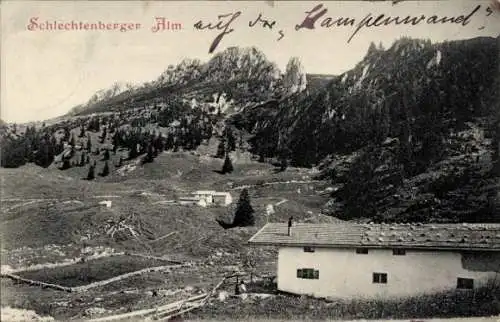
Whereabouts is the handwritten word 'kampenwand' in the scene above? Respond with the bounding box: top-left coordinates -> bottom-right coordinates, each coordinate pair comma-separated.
295,3 -> 482,43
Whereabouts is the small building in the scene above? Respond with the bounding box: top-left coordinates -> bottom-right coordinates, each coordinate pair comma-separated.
178,196 -> 207,207
248,222 -> 500,299
191,190 -> 233,207
212,192 -> 233,206
192,190 -> 216,205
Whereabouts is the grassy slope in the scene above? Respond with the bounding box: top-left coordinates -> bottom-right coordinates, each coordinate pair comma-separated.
1,147 -> 332,257
0,104 -> 337,320
0,147 -> 337,320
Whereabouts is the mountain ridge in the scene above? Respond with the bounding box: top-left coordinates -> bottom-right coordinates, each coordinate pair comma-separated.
2,35 -> 498,224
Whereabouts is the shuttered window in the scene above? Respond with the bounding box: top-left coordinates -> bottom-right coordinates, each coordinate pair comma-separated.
297,268 -> 319,279
373,272 -> 388,284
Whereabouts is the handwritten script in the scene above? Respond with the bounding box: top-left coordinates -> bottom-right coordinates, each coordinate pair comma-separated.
193,2 -> 496,53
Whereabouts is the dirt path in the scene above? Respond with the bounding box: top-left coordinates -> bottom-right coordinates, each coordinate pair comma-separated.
1,199 -> 58,213
230,180 -> 323,190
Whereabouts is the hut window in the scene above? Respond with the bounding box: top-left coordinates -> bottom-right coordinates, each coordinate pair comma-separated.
297,268 -> 319,279
373,272 -> 388,284
393,249 -> 406,256
457,278 -> 474,289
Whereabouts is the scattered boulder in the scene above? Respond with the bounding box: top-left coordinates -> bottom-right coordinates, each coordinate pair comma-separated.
1,265 -> 14,274
84,307 -> 107,317
222,265 -> 240,272
218,290 -> 229,302
1,307 -> 54,321
248,293 -> 273,300
98,200 -> 112,208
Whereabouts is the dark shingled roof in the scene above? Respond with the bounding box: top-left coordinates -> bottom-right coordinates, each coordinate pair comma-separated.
248,223 -> 500,251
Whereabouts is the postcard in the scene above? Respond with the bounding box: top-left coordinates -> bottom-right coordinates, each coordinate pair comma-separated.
1,1 -> 500,321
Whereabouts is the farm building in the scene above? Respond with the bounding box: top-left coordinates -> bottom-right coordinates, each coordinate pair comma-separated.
212,192 -> 233,206
248,221 -> 500,299
191,191 -> 232,206
178,196 -> 207,207
192,191 -> 215,205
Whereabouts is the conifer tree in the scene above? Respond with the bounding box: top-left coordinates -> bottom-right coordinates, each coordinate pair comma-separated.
277,144 -> 291,171
61,159 -> 71,170
143,144 -> 155,163
156,132 -> 165,153
34,138 -> 55,168
100,161 -> 110,177
492,115 -> 500,176
233,188 -> 255,227
238,133 -> 244,149
78,125 -> 85,138
279,157 -> 288,172
99,128 -> 106,144
86,135 -> 92,151
128,141 -> 139,159
225,128 -> 236,152
80,153 -> 86,167
87,164 -> 95,180
278,147 -> 289,172
216,139 -> 226,159
221,154 -> 234,174
259,153 -> 265,163
63,128 -> 71,142
54,139 -> 64,155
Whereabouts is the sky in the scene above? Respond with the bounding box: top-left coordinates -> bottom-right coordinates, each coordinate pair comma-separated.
1,0 -> 499,123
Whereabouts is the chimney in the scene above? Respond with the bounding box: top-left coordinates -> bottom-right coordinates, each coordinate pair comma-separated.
287,216 -> 293,236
